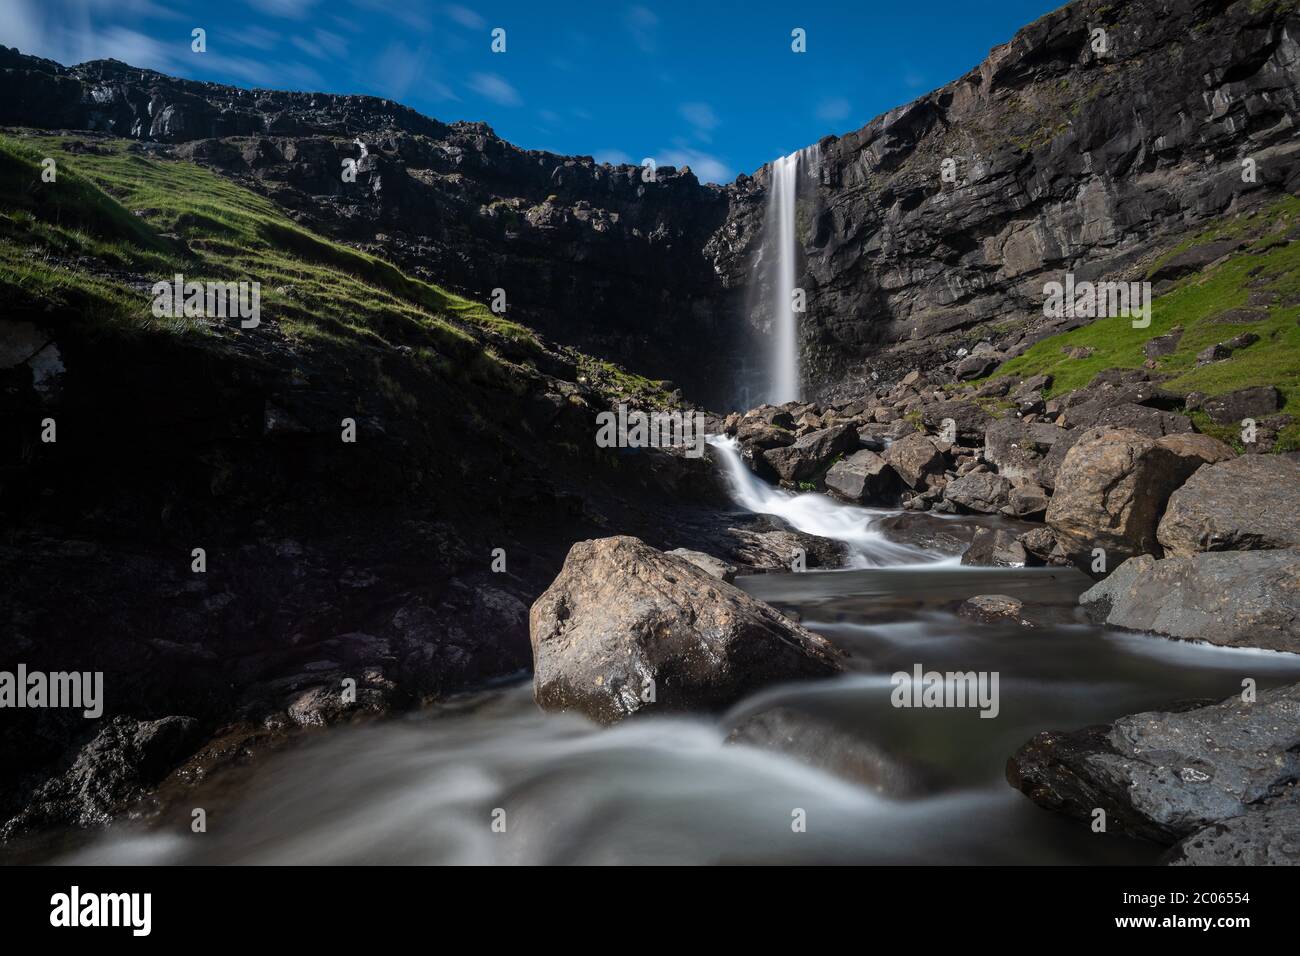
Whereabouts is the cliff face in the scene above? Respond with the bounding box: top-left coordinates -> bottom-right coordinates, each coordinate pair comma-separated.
712,0 -> 1300,397
3,0 -> 1299,408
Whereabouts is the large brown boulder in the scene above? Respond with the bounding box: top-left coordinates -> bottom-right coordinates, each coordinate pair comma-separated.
529,536 -> 843,723
1157,454 -> 1300,555
1045,427 -> 1233,572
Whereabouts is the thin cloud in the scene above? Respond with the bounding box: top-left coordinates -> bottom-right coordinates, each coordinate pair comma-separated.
626,5 -> 658,54
658,145 -> 731,184
679,102 -> 718,139
243,0 -> 319,18
445,5 -> 485,29
468,71 -> 521,107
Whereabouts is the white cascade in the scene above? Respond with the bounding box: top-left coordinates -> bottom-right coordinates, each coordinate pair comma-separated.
763,145 -> 819,405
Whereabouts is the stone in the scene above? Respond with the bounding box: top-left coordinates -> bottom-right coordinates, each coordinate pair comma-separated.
1157,454 -> 1300,555
529,536 -> 843,723
1200,386 -> 1281,425
665,548 -> 739,582
1045,427 -> 1234,572
824,449 -> 899,503
957,594 -> 1030,625
882,432 -> 946,489
1008,683 -> 1300,844
762,424 -> 858,482
960,528 -> 1028,567
1078,550 -> 1300,652
943,471 -> 1013,514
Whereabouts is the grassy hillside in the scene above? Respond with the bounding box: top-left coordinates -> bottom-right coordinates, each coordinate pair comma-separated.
988,196 -> 1300,450
0,132 -> 678,410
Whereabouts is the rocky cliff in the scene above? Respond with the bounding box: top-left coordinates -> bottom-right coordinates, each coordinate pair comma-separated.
4,0 -> 1298,409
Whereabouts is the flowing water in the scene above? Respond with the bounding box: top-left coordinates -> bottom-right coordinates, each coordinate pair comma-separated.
55,447 -> 1300,865
763,145 -> 819,405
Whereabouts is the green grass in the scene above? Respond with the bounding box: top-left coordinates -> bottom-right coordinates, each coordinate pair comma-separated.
984,196 -> 1300,450
0,134 -> 543,366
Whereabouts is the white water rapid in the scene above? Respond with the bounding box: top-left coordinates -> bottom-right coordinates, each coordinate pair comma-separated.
707,436 -> 956,568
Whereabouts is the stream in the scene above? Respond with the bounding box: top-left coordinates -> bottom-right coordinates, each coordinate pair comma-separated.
55,441 -> 1300,865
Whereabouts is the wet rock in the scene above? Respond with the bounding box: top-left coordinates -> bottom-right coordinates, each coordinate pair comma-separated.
1078,550 -> 1300,652
961,527 -> 1028,567
1046,428 -> 1234,573
762,424 -> 858,483
883,432 -> 946,489
529,536 -> 843,723
666,548 -> 738,582
2,716 -> 201,839
726,706 -> 942,796
1157,454 -> 1300,555
824,449 -> 899,503
958,594 -> 1029,625
1167,799 -> 1300,866
1008,683 -> 1300,845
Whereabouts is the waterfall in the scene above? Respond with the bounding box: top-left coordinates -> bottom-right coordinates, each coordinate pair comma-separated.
706,436 -> 953,569
763,145 -> 819,406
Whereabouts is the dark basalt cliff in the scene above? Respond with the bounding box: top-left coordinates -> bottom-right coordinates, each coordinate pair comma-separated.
4,0 -> 1298,408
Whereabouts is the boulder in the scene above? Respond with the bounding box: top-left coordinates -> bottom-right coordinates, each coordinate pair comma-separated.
665,548 -> 739,582
1008,683 -> 1300,845
1200,386 -> 1281,425
1003,482 -> 1049,519
735,419 -> 796,449
958,594 -> 1030,625
920,400 -> 991,443
1078,550 -> 1300,652
1157,454 -> 1300,555
762,424 -> 858,482
529,536 -> 843,723
944,472 -> 1013,514
1167,800 -> 1300,866
824,449 -> 899,503
960,527 -> 1028,567
984,419 -> 1065,484
883,432 -> 946,489
1045,427 -> 1233,572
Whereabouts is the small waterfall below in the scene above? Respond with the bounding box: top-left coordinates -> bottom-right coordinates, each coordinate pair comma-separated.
762,145 -> 820,406
707,436 -> 953,569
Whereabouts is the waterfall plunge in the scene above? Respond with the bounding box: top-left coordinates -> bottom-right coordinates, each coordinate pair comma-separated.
763,145 -> 819,406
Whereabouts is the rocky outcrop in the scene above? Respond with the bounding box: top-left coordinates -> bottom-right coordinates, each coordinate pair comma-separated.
529,536 -> 842,723
1045,428 -> 1233,572
1008,684 -> 1300,859
1157,454 -> 1300,555
1078,551 -> 1300,652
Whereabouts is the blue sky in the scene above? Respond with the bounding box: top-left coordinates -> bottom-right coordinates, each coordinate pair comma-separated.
3,0 -> 1064,183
